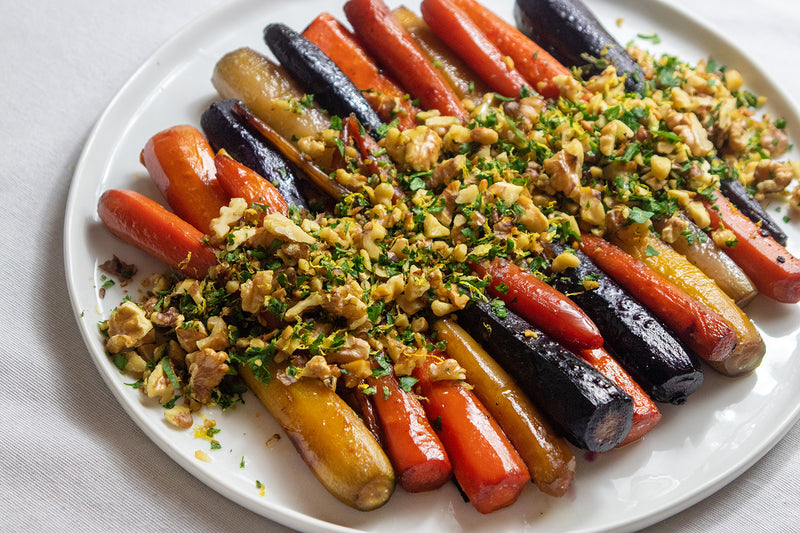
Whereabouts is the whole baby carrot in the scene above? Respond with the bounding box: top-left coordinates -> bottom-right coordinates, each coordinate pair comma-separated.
214,151 -> 288,216
140,125 -> 229,235
97,189 -> 218,278
420,0 -> 530,98
451,0 -> 586,100
471,257 -> 604,352
413,357 -> 530,513
580,233 -> 737,363
368,370 -> 453,492
703,189 -> 800,303
344,0 -> 468,122
303,13 -> 419,130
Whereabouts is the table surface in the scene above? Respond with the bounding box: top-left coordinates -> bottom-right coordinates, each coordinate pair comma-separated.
2,1 -> 799,531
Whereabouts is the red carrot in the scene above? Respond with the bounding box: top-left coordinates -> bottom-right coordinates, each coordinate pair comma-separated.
580,348 -> 661,446
413,357 -> 529,513
580,233 -> 737,362
303,13 -> 419,130
344,0 -> 468,122
703,189 -> 800,303
98,189 -> 218,278
420,0 -> 529,98
450,0 -> 586,100
369,371 -> 452,492
471,258 -> 603,351
214,151 -> 288,216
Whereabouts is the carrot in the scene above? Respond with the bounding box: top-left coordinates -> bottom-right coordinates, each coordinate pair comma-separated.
413,357 -> 529,513
140,125 -> 229,235
580,233 -> 737,363
214,151 -> 288,216
434,319 -> 575,496
471,258 -> 603,351
392,6 -> 490,101
609,218 -> 765,376
420,0 -> 530,98
580,348 -> 661,446
368,371 -> 452,492
703,189 -> 800,303
343,0 -> 468,122
97,189 -> 218,278
450,0 -> 585,100
302,13 -> 418,130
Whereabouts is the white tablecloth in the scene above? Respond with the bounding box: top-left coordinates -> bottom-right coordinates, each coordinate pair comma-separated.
2,1 -> 798,531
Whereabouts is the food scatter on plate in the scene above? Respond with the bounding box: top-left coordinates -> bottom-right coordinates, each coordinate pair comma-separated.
94,0 -> 800,515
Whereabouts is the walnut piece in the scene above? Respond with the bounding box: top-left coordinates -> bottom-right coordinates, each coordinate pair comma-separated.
186,348 -> 229,404
106,301 -> 154,354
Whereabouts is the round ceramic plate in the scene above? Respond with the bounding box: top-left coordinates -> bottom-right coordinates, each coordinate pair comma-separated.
64,0 -> 800,531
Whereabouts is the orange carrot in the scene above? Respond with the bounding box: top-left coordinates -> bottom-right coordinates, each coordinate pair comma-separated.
471,258 -> 603,351
580,348 -> 661,446
98,189 -> 218,278
580,233 -> 737,362
369,371 -> 452,492
703,189 -> 800,303
140,125 -> 229,235
450,0 -> 586,100
420,0 -> 529,98
214,151 -> 288,216
344,0 -> 468,121
413,357 -> 529,513
303,13 -> 418,130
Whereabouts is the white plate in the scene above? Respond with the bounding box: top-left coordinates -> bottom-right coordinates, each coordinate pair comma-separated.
64,0 -> 800,531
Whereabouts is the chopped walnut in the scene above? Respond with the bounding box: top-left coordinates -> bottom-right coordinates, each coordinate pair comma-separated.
240,270 -> 275,314
262,213 -> 316,244
298,355 -> 337,389
165,405 -> 193,429
428,358 -> 467,381
175,320 -> 208,353
150,307 -> 183,328
106,301 -> 154,354
143,359 -> 175,405
429,155 -> 466,190
383,126 -> 442,172
327,336 -> 370,364
666,110 -> 714,157
98,255 -> 137,286
196,316 -> 230,352
543,140 -> 584,196
752,159 -> 795,194
340,359 -> 372,388
760,123 -> 790,157
186,348 -> 229,404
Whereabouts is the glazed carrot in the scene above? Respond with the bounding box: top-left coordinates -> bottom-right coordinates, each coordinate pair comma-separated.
302,13 -> 419,130
343,0 -> 468,122
450,0 -> 585,100
434,320 -> 575,496
609,220 -> 765,376
242,361 -> 395,511
392,6 -> 490,101
420,0 -> 530,98
368,371 -> 452,492
98,189 -> 218,278
140,125 -> 229,235
413,357 -> 529,513
580,233 -> 737,363
580,348 -> 661,446
703,189 -> 800,303
471,258 -> 603,351
214,151 -> 288,216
